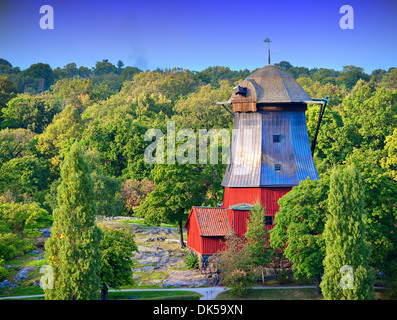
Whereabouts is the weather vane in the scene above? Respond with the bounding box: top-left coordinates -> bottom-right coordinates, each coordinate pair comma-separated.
263,38 -> 272,65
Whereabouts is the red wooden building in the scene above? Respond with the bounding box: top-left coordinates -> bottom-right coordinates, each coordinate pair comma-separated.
185,64 -> 321,260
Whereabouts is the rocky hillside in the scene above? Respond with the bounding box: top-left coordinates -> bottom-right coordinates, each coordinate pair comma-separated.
0,217 -> 218,297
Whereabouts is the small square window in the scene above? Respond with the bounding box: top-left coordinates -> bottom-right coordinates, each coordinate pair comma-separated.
273,135 -> 281,143
265,216 -> 273,226
275,164 -> 281,171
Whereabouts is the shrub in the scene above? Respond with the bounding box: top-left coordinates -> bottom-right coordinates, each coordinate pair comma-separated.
215,233 -> 254,297
276,269 -> 294,284
184,251 -> 199,269
0,258 -> 9,281
0,233 -> 35,261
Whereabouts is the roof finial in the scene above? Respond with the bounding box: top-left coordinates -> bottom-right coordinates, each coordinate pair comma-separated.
263,38 -> 271,65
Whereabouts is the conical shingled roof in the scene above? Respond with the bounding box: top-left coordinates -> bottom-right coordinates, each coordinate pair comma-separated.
230,65 -> 312,104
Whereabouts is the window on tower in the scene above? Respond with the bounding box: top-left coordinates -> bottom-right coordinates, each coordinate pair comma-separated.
275,164 -> 281,171
273,135 -> 281,143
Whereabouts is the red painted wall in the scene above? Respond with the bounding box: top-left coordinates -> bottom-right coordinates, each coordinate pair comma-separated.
187,187 -> 292,255
224,187 -> 291,235
201,236 -> 226,255
186,210 -> 202,254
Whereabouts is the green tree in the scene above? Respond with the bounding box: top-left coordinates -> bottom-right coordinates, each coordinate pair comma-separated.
93,60 -> 117,76
20,63 -> 54,92
137,163 -> 203,248
120,66 -> 142,82
270,177 -> 329,295
0,201 -> 51,238
44,142 -> 103,300
64,63 -> 79,78
0,155 -> 50,204
82,91 -> 170,179
0,59 -> 13,74
337,66 -> 370,90
122,68 -> 197,103
0,76 -> 18,117
0,128 -> 36,164
0,258 -> 8,281
193,66 -> 249,86
36,105 -> 85,174
347,148 -> 397,268
172,80 -> 234,131
383,128 -> 397,180
379,68 -> 397,90
91,171 -> 123,217
51,77 -> 112,113
99,226 -> 138,300
0,201 -> 51,261
2,94 -> 61,133
245,202 -> 273,284
321,165 -> 375,300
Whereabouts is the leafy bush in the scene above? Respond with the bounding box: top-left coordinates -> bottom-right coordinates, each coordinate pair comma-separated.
0,258 -> 9,281
0,201 -> 51,261
0,201 -> 52,237
276,269 -> 294,285
184,251 -> 199,269
215,233 -> 255,297
0,233 -> 35,260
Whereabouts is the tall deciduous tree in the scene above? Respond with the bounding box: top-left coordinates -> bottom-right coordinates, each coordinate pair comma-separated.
136,163 -> 203,248
321,165 -> 375,300
270,177 -> 329,295
99,227 -> 138,300
44,142 -> 103,300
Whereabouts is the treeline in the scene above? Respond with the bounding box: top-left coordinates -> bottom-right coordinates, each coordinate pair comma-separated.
0,57 -> 396,298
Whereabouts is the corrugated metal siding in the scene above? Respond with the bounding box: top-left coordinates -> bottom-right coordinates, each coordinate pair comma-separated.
222,111 -> 318,187
260,112 -> 298,186
290,112 -> 320,182
222,113 -> 262,187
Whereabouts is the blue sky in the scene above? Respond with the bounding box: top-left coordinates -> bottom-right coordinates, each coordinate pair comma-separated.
0,0 -> 396,73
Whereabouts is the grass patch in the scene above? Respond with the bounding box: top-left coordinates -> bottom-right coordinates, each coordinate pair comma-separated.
0,284 -> 44,298
26,259 -> 47,267
215,288 -> 323,300
108,290 -> 202,300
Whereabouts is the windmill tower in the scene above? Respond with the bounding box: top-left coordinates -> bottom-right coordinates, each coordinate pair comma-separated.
221,64 -> 319,233
185,56 -> 325,264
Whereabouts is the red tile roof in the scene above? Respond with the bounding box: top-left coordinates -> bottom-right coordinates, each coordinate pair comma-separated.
193,206 -> 230,237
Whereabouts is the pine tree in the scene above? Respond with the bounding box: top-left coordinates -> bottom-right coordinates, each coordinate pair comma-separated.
321,164 -> 375,300
44,142 -> 103,300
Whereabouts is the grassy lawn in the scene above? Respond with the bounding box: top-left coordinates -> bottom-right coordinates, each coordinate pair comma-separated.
2,290 -> 202,300
114,218 -> 177,229
215,288 -> 323,300
109,290 -> 202,300
215,287 -> 388,300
